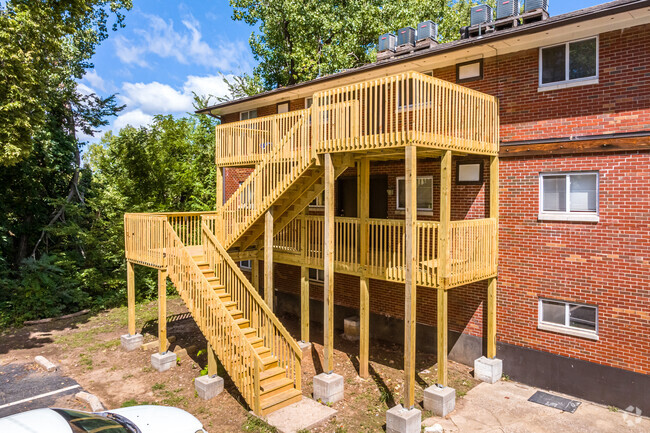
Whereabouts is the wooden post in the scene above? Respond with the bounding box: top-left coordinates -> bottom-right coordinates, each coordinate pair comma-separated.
358,158 -> 370,379
158,268 -> 168,353
208,344 -> 218,376
404,145 -> 417,408
487,155 -> 499,358
264,209 -> 274,312
216,167 -> 224,208
301,266 -> 310,342
127,261 -> 136,336
437,149 -> 452,387
251,257 -> 260,292
323,153 -> 335,373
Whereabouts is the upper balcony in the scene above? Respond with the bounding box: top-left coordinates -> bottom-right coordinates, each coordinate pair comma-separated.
215,71 -> 499,167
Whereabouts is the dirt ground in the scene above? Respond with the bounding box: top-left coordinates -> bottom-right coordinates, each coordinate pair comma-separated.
0,297 -> 480,432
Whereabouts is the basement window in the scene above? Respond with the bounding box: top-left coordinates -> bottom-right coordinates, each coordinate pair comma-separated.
240,260 -> 252,270
396,176 -> 434,211
538,298 -> 598,340
309,268 -> 324,282
538,172 -> 599,222
539,37 -> 598,91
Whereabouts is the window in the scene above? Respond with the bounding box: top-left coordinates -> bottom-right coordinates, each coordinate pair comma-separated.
456,161 -> 483,184
240,260 -> 252,270
538,299 -> 598,339
309,268 -> 324,282
539,37 -> 598,90
238,181 -> 254,209
240,109 -> 257,121
456,59 -> 483,83
539,172 -> 598,222
305,97 -> 313,109
396,176 -> 434,210
277,102 -> 289,113
310,191 -> 324,207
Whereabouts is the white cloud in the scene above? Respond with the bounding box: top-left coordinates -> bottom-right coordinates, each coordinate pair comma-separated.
113,109 -> 155,130
83,70 -> 106,92
77,83 -> 96,96
114,14 -> 252,72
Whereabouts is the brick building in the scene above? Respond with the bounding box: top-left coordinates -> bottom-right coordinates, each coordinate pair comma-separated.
198,0 -> 650,416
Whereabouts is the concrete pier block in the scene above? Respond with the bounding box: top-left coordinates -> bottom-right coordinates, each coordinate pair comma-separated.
34,356 -> 57,372
120,333 -> 143,352
313,372 -> 344,404
343,316 -> 360,341
423,385 -> 456,417
386,404 -> 421,433
195,375 -> 224,400
75,391 -> 105,412
474,356 -> 503,384
298,340 -> 312,351
151,351 -> 177,372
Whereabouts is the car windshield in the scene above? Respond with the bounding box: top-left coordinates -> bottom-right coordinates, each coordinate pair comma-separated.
52,409 -> 130,433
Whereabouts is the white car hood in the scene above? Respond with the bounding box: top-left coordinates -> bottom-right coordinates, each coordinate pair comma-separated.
108,405 -> 204,433
0,408 -> 72,433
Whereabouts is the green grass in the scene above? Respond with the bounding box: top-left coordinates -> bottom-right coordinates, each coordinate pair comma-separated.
121,399 -> 150,408
79,353 -> 93,370
152,382 -> 165,391
241,415 -> 278,432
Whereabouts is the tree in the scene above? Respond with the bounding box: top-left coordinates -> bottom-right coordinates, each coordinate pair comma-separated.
230,0 -> 478,89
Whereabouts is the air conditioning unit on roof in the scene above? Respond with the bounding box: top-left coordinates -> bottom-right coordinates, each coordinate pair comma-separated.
378,33 -> 396,52
471,5 -> 493,26
524,0 -> 549,13
416,21 -> 438,41
496,0 -> 519,19
397,27 -> 416,46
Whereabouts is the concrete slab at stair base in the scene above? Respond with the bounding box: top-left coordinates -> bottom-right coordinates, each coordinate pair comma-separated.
423,385 -> 455,417
312,372 -> 344,404
386,404 -> 422,433
474,356 -> 503,384
151,351 -> 176,372
263,397 -> 337,433
195,375 -> 224,400
120,334 -> 143,352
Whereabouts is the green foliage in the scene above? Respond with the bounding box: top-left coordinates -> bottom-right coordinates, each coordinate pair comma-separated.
242,415 -> 278,432
230,0 -> 481,89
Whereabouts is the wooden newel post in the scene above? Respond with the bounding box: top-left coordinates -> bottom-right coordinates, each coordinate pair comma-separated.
323,153 -> 335,373
437,149 -> 452,387
127,261 -> 136,336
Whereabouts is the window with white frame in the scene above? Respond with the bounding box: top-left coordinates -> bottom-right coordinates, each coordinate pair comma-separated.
309,268 -> 324,282
539,298 -> 598,338
539,172 -> 598,222
309,191 -> 324,207
277,102 -> 289,113
305,97 -> 313,109
539,37 -> 598,89
240,260 -> 252,270
396,176 -> 434,210
240,109 -> 258,121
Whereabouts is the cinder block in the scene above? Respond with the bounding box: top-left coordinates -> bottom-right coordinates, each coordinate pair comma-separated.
423,385 -> 456,417
120,333 -> 143,352
195,375 -> 224,400
34,356 -> 57,372
298,340 -> 312,351
75,391 -> 105,412
386,404 -> 421,433
313,373 -> 344,404
474,356 -> 503,384
343,316 -> 360,341
151,351 -> 177,372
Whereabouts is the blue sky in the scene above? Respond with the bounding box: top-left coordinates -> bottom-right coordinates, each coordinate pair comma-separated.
79,0 -> 606,141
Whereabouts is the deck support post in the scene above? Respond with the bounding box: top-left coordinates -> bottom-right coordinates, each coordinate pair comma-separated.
358,158 -> 370,379
215,167 -> 224,241
323,153 -> 335,373
487,155 -> 499,359
301,265 -> 310,343
208,343 -> 219,376
127,261 -> 136,336
158,268 -> 168,354
264,209 -> 274,312
437,149 -> 452,387
251,257 -> 260,292
404,145 -> 417,408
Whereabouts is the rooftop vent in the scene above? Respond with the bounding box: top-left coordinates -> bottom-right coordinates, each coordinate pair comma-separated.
496,0 -> 519,20
397,26 -> 416,46
416,21 -> 438,41
378,33 -> 396,52
470,5 -> 493,26
524,0 -> 549,13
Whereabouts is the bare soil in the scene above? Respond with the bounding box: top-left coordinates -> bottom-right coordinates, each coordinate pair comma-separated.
0,297 -> 480,432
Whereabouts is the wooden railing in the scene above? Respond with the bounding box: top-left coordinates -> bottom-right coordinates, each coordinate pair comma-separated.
124,213 -> 167,268
215,118 -> 274,166
202,222 -> 302,398
164,220 -> 263,412
217,109 -> 312,248
449,218 -> 498,286
312,71 -> 499,155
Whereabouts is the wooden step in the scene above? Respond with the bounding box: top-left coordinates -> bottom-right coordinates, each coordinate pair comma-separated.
229,309 -> 243,320
241,327 -> 257,337
260,377 -> 293,399
255,346 -> 270,358
209,281 -> 225,290
260,388 -> 302,416
260,355 -> 278,370
223,301 -> 237,310
216,292 -> 231,302
259,367 -> 286,386
234,318 -> 250,328
247,336 -> 264,348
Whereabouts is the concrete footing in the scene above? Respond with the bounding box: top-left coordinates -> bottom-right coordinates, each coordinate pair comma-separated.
34,356 -> 57,372
423,385 -> 456,417
75,391 -> 105,412
298,340 -> 312,351
386,404 -> 421,433
313,372 -> 344,404
120,333 -> 143,352
151,351 -> 176,372
195,375 -> 224,400
342,316 -> 360,341
474,356 -> 503,384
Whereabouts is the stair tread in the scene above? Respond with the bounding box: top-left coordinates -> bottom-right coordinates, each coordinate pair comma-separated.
260,388 -> 301,410
260,377 -> 293,393
259,367 -> 285,381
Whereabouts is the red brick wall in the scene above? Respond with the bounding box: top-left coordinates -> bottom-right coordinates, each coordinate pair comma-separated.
432,24 -> 650,143
223,167 -> 253,202
498,151 -> 650,375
